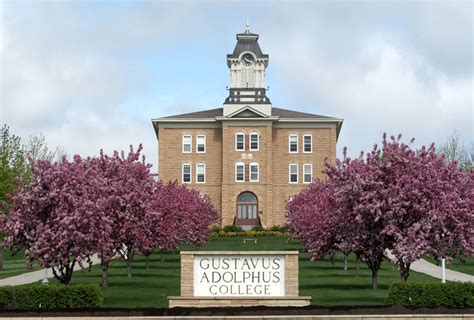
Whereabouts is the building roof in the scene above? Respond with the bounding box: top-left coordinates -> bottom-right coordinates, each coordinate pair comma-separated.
158,107 -> 338,120
227,32 -> 268,61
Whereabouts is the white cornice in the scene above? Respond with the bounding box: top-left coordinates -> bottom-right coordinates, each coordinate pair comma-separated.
152,118 -> 216,123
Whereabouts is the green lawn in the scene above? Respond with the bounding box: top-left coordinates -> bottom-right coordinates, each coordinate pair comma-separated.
0,250 -> 41,279
60,237 -> 438,308
425,255 -> 474,276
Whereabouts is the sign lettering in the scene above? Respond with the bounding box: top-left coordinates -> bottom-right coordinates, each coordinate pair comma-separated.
194,255 -> 285,297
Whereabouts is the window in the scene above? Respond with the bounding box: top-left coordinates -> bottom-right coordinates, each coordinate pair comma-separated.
249,133 -> 259,151
249,162 -> 259,182
289,164 -> 298,183
196,135 -> 206,153
289,134 -> 298,153
182,135 -> 192,153
235,132 -> 245,151
236,192 -> 258,222
303,164 -> 312,183
303,134 -> 312,153
196,163 -> 205,183
182,164 -> 191,183
235,162 -> 245,182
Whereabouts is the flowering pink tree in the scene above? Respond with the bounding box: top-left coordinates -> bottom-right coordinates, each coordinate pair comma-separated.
91,145 -> 155,281
3,156 -> 110,284
380,137 -> 473,280
145,181 -> 218,260
286,181 -> 336,260
287,134 -> 473,288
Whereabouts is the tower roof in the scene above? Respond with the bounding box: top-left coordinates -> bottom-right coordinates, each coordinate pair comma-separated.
227,28 -> 268,61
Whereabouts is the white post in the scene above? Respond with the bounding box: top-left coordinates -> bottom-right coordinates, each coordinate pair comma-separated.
42,268 -> 49,284
441,258 -> 446,283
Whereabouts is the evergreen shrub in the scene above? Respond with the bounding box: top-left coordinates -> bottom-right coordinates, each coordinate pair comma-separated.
385,282 -> 474,307
0,283 -> 104,309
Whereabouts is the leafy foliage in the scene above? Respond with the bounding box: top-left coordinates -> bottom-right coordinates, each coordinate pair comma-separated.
386,282 -> 474,307
0,283 -> 103,309
2,144 -> 218,286
287,134 -> 473,288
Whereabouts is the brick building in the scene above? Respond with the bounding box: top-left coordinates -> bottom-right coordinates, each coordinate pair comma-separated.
152,26 -> 343,229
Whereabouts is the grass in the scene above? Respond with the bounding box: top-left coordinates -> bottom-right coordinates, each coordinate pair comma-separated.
56,237 -> 439,308
424,255 -> 474,276
0,249 -> 41,279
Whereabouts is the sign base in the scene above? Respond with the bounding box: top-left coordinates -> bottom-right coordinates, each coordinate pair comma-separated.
168,296 -> 311,308
169,251 -> 309,308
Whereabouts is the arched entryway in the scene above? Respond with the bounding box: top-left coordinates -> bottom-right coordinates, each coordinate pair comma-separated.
235,192 -> 259,228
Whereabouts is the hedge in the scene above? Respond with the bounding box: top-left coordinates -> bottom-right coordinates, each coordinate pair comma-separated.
0,283 -> 104,309
386,282 -> 474,308
211,225 -> 289,237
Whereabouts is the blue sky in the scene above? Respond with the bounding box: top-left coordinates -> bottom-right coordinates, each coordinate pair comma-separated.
1,1 -> 472,173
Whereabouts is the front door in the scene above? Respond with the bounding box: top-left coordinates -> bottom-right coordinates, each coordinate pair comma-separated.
235,192 -> 259,227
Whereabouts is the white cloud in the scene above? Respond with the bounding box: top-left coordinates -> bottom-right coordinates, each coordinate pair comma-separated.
0,1 -> 472,169
263,3 -> 472,156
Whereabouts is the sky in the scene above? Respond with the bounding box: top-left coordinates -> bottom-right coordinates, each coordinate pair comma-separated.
1,1 -> 472,173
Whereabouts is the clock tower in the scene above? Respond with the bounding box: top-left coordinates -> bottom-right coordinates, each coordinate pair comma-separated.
223,24 -> 271,117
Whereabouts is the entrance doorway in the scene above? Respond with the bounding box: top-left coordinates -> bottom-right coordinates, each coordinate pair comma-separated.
235,192 -> 259,228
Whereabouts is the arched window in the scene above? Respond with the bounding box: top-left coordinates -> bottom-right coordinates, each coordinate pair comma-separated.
236,192 -> 258,226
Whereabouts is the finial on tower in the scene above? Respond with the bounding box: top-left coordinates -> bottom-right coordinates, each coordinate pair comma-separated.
245,17 -> 250,34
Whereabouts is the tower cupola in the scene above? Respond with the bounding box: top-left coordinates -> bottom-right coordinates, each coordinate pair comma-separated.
223,25 -> 271,117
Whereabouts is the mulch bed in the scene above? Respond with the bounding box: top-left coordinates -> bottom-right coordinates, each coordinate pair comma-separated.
0,305 -> 473,317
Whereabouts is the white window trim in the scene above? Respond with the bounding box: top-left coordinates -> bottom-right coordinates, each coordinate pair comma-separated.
289,163 -> 298,184
196,135 -> 206,153
235,162 -> 245,182
303,134 -> 312,153
235,132 -> 245,151
196,163 -> 206,184
182,135 -> 192,153
249,162 -> 259,182
289,134 -> 298,153
303,163 -> 313,184
182,163 -> 192,183
249,132 -> 259,151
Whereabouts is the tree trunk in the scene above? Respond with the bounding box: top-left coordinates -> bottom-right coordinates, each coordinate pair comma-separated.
330,251 -> 336,266
0,243 -> 4,272
399,261 -> 411,281
146,255 -> 150,270
355,256 -> 360,277
101,261 -> 109,288
52,260 -> 76,285
126,246 -> 133,278
343,254 -> 348,271
371,268 -> 378,289
160,251 -> 165,262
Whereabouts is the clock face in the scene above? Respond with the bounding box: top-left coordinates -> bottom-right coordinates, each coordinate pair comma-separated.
241,53 -> 255,66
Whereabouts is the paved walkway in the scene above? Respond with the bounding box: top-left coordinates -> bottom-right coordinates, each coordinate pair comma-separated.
385,251 -> 474,282
0,255 -> 101,286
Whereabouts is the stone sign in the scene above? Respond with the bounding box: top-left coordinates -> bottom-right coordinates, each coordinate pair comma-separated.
168,251 -> 311,308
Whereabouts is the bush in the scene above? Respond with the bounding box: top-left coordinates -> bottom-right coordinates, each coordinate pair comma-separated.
0,283 -> 104,309
222,225 -> 242,232
251,225 -> 264,232
269,225 -> 287,232
386,282 -> 474,308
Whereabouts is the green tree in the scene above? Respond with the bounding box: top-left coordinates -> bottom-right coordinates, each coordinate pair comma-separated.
0,124 -> 55,271
0,124 -> 27,271
438,130 -> 472,172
